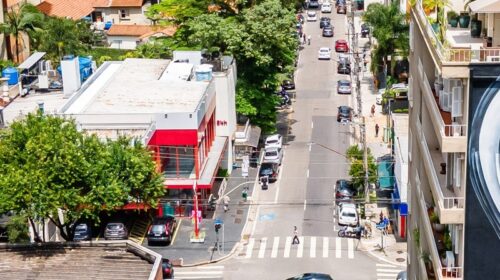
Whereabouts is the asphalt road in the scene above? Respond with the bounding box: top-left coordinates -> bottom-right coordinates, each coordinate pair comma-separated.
174,6 -> 385,280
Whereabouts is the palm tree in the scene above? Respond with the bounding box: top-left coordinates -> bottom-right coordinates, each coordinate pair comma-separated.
0,3 -> 43,63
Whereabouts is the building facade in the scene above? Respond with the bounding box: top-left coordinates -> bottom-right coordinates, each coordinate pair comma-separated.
408,0 -> 500,279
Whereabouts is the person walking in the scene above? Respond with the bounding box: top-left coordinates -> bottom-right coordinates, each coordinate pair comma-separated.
371,104 -> 375,117
302,34 -> 306,45
292,226 -> 300,245
375,123 -> 380,137
223,195 -> 230,212
307,35 -> 311,45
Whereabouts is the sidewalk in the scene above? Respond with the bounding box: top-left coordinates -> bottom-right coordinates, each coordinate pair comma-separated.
164,166 -> 259,266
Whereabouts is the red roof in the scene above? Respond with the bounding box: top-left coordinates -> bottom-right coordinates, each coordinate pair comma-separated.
107,24 -> 176,38
95,0 -> 144,7
36,0 -> 107,20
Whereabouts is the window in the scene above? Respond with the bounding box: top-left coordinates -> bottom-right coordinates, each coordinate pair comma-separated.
454,153 -> 463,187
119,9 -> 129,19
410,21 -> 414,52
451,86 -> 463,118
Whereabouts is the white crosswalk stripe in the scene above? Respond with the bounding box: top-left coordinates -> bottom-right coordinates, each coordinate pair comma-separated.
174,265 -> 224,279
239,236 -> 356,260
375,263 -> 402,280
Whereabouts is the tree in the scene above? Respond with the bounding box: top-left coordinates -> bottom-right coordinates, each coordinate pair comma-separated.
146,0 -> 210,24
0,113 -> 165,241
31,17 -> 95,62
346,145 -> 377,193
0,3 -> 43,62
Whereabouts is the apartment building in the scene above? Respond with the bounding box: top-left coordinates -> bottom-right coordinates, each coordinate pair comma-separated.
408,0 -> 500,279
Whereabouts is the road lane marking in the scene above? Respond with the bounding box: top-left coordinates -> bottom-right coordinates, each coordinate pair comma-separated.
376,263 -> 398,268
258,237 -> 267,259
251,205 -> 261,236
304,200 -> 307,210
377,273 -> 399,277
335,237 -> 341,258
310,236 -> 316,258
311,121 -> 314,128
175,271 -> 223,275
271,236 -> 280,258
347,238 -> 354,259
284,236 -> 292,258
274,160 -> 284,203
170,218 -> 182,245
377,269 -> 402,273
309,144 -> 312,152
306,169 -> 309,178
322,237 -> 329,258
297,237 -> 304,258
245,238 -> 255,258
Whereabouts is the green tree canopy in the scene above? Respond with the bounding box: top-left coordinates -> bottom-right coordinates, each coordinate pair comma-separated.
346,145 -> 377,193
0,113 -> 164,241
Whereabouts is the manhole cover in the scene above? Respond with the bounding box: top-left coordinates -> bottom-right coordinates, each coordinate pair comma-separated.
234,218 -> 242,224
237,209 -> 244,215
396,258 -> 406,262
397,250 -> 404,254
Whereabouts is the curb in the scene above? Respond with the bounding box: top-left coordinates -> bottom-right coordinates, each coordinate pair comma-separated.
366,248 -> 407,267
178,241 -> 242,267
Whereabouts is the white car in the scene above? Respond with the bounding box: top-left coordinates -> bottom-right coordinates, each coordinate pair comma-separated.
265,134 -> 283,149
321,3 -> 332,13
338,203 -> 358,226
306,11 -> 317,21
263,147 -> 283,165
318,47 -> 331,60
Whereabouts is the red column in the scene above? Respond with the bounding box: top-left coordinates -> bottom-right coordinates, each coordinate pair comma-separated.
194,145 -> 199,178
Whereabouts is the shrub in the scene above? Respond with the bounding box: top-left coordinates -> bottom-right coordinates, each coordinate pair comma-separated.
6,214 -> 30,244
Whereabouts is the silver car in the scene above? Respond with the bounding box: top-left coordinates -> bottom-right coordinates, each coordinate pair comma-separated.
104,222 -> 128,240
263,147 -> 283,165
337,79 -> 351,94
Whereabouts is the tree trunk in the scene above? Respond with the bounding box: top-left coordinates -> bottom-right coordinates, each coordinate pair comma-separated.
15,35 -> 20,63
28,217 -> 42,243
48,216 -> 71,241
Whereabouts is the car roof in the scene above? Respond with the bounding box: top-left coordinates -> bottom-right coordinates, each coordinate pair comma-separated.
320,17 -> 330,20
339,105 -> 351,110
338,79 -> 350,84
319,47 -> 330,51
266,134 -> 281,141
336,39 -> 347,43
307,11 -> 316,15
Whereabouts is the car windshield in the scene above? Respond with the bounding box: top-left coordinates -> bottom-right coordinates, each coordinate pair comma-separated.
75,224 -> 87,231
344,212 -> 356,218
265,151 -> 278,157
260,165 -> 274,175
340,107 -> 350,113
307,12 -> 316,16
267,139 -> 278,144
152,225 -> 165,232
107,223 -> 123,230
339,81 -> 350,86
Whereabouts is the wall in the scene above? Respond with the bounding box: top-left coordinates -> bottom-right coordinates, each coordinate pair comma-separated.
107,36 -> 138,50
98,7 -> 150,25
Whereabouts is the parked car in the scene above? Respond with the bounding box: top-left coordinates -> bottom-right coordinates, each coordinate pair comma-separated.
396,271 -> 407,280
104,222 -> 128,240
73,223 -> 92,241
337,106 -> 353,122
361,23 -> 370,37
338,53 -> 351,66
147,216 -> 177,245
376,89 -> 385,105
335,179 -> 357,200
338,203 -> 358,226
287,273 -> 333,280
318,47 -> 332,60
308,0 -> 320,8
265,134 -> 283,149
306,11 -> 317,21
319,17 -> 331,28
335,39 -> 349,52
337,62 -> 351,74
336,0 -> 346,7
263,147 -> 283,165
337,4 -> 346,14
321,2 -> 332,13
162,258 -> 174,279
282,79 -> 295,90
259,162 -> 279,183
322,26 -> 334,37
337,80 -> 352,94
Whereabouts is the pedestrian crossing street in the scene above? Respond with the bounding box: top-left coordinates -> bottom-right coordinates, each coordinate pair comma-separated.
174,265 -> 224,280
375,263 -> 404,280
238,236 -> 357,259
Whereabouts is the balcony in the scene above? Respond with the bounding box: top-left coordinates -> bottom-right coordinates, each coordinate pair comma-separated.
414,118 -> 465,224
416,59 -> 467,153
412,1 -> 500,64
416,187 -> 463,279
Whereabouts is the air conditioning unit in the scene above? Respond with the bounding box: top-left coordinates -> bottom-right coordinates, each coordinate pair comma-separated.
486,56 -> 500,62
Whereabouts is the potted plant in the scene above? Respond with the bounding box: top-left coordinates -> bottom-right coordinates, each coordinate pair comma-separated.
470,14 -> 482,38
447,11 -> 459,27
459,0 -> 474,28
430,211 -> 446,232
428,16 -> 440,33
421,251 -> 436,279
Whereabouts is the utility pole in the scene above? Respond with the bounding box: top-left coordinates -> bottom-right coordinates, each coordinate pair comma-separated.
349,1 -> 370,202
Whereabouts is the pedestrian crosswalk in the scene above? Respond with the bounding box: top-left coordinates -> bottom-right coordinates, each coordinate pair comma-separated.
238,236 -> 357,259
174,265 -> 224,280
375,263 -> 403,280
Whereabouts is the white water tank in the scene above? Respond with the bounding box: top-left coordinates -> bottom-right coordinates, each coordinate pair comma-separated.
195,64 -> 213,81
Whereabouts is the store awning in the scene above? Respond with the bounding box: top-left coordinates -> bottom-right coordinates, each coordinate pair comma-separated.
378,160 -> 395,190
469,0 -> 500,12
235,126 -> 261,148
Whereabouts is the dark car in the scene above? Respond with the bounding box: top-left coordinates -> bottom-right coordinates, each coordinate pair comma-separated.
337,106 -> 353,122
337,62 -> 351,74
282,79 -> 295,90
336,0 -> 346,7
162,258 -> 174,279
335,39 -> 349,52
337,4 -> 346,14
73,223 -> 92,241
319,17 -> 331,28
361,23 -> 370,37
147,216 -> 177,245
259,162 -> 279,183
287,273 -> 333,280
335,179 -> 357,200
104,222 -> 128,240
308,0 -> 320,9
322,27 -> 334,37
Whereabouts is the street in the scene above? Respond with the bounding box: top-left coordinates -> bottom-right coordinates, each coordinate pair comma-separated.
173,4 -> 402,280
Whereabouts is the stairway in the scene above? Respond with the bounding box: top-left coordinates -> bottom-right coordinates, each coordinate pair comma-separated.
128,219 -> 150,244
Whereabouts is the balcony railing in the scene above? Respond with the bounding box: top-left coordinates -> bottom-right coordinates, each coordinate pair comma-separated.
413,1 -> 500,63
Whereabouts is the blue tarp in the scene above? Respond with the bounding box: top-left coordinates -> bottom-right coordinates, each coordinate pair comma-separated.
378,160 -> 395,189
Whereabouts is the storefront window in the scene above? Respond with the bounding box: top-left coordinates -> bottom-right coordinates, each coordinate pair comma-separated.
160,145 -> 195,178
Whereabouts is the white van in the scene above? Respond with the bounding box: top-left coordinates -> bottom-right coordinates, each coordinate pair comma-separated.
338,203 -> 359,226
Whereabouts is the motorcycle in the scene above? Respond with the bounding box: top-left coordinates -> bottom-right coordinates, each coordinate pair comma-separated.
338,225 -> 364,239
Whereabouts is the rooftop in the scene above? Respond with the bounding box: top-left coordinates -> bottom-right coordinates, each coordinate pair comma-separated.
2,92 -> 68,126
63,58 -> 209,115
36,0 -> 106,19
107,25 -> 176,38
